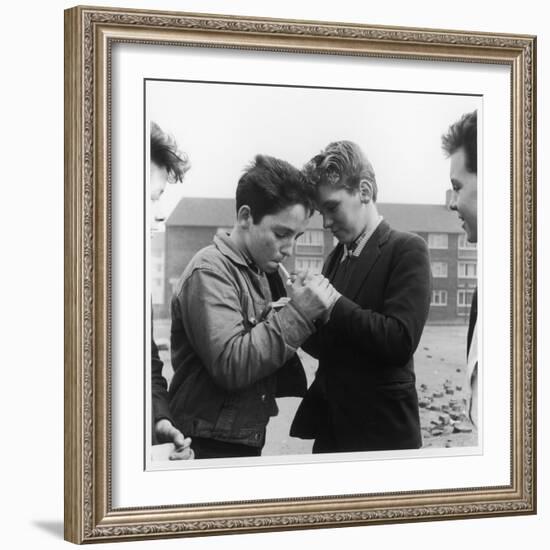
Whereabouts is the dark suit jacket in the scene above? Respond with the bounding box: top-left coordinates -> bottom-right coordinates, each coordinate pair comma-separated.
290,220 -> 431,452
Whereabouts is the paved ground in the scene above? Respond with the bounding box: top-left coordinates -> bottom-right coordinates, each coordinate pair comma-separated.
154,322 -> 477,455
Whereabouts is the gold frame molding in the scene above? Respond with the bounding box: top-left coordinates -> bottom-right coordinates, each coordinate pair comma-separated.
64,5 -> 537,544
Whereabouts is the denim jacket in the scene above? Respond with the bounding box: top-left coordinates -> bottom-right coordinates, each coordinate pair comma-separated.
169,232 -> 314,447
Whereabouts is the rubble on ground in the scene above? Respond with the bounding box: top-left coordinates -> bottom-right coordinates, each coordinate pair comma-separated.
418,361 -> 477,447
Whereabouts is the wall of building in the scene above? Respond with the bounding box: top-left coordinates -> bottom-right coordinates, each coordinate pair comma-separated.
415,232 -> 477,324
290,228 -> 335,274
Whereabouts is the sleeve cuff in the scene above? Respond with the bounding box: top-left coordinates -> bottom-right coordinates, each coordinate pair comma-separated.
275,300 -> 316,349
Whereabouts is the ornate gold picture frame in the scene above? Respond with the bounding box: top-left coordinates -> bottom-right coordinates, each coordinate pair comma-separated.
64,5 -> 536,544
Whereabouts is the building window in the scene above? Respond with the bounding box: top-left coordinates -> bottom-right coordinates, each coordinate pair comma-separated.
458,261 -> 477,278
431,290 -> 448,306
428,233 -> 448,249
457,289 -> 475,307
458,234 -> 477,249
295,229 -> 324,255
431,261 -> 448,278
299,229 -> 324,245
295,257 -> 323,274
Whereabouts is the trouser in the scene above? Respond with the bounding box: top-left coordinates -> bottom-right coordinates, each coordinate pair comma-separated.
312,427 -> 339,454
192,436 -> 263,459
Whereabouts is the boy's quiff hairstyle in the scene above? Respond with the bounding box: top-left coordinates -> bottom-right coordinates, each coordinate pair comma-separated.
441,110 -> 477,174
303,140 -> 378,202
236,155 -> 316,223
150,121 -> 190,183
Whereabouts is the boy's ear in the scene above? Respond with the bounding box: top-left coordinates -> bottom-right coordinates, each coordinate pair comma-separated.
358,179 -> 373,204
237,205 -> 253,229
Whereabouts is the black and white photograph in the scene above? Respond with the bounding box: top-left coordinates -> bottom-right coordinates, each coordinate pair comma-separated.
146,80 -> 481,466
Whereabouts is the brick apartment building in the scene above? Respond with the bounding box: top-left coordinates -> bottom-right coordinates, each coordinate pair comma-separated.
158,196 -> 476,324
378,203 -> 477,324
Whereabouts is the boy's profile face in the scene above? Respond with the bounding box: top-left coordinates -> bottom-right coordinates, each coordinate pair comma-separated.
150,162 -> 169,201
150,162 -> 169,234
449,147 -> 478,243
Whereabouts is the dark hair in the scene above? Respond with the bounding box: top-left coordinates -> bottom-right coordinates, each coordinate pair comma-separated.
236,155 -> 316,223
303,140 -> 378,202
441,110 -> 477,173
150,121 -> 190,183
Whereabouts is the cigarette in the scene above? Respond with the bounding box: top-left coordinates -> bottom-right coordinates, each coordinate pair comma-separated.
278,263 -> 292,285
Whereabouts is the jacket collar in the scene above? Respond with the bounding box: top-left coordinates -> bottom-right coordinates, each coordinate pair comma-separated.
214,231 -> 284,298
325,219 -> 392,300
342,215 -> 383,261
213,230 -> 252,270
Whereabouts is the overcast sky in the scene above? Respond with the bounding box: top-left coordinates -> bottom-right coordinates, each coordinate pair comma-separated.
147,80 -> 480,217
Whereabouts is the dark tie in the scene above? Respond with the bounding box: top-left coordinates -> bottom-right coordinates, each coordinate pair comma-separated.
467,287 -> 477,356
332,246 -> 356,292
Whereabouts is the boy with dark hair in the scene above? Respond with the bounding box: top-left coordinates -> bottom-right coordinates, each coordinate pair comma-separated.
442,110 -> 478,426
168,154 -> 339,459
